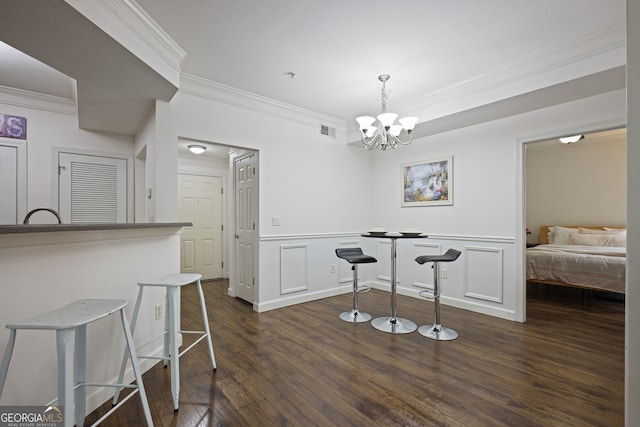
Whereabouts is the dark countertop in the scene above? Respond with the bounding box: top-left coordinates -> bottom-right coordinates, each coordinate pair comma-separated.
0,222 -> 191,234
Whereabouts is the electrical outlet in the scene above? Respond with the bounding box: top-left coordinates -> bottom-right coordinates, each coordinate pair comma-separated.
330,264 -> 336,273
154,304 -> 162,320
441,268 -> 448,279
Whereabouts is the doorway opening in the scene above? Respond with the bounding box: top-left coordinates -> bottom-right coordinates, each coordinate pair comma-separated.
177,138 -> 259,307
519,126 -> 627,321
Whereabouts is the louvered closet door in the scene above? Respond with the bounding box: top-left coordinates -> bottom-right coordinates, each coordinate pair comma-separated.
58,153 -> 127,223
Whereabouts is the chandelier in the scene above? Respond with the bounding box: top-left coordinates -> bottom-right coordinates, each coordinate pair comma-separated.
356,74 -> 419,151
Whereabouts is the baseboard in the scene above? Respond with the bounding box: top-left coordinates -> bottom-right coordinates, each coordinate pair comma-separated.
257,285 -> 352,313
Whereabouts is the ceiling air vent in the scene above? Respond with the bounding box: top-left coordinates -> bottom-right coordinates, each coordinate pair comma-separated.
320,124 -> 336,138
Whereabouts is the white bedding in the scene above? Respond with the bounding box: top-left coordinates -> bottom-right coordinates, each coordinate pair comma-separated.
526,244 -> 626,293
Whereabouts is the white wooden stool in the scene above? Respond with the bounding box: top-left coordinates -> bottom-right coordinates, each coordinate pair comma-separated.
0,299 -> 153,427
113,273 -> 216,412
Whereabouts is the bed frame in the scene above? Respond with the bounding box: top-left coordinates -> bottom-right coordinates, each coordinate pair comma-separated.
528,225 -> 626,293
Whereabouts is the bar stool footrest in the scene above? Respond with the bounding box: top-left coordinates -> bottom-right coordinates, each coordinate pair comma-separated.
417,289 -> 436,300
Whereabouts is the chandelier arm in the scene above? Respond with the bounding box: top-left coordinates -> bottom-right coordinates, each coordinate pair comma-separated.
395,133 -> 414,145
361,133 -> 382,150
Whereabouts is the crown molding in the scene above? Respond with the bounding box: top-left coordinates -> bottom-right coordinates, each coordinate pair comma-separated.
66,0 -> 186,87
0,85 -> 77,116
180,73 -> 347,132
404,22 -> 626,123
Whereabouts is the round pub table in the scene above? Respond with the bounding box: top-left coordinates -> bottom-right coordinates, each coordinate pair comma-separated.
361,231 -> 428,334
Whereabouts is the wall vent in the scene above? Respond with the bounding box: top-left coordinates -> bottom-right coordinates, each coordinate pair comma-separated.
320,124 -> 336,138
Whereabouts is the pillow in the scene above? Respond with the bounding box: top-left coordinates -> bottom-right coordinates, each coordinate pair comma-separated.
550,226 -> 580,245
579,227 -> 626,235
568,233 -> 626,247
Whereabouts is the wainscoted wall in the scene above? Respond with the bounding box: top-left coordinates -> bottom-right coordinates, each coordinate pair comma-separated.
258,233 -> 516,321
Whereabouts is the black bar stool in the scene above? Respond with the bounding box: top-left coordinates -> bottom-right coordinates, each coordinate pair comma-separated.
335,248 -> 377,323
415,249 -> 461,340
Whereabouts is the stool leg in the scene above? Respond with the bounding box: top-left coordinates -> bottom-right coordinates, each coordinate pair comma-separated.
163,289 -> 170,368
113,285 -> 145,405
196,280 -> 217,371
0,329 -> 17,398
167,287 -> 180,411
75,325 -> 86,427
56,328 -> 74,427
120,309 -> 154,426
339,265 -> 371,323
418,261 -> 458,341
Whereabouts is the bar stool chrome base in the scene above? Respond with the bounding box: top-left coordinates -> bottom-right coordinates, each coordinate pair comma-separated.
340,309 -> 371,323
371,316 -> 417,334
418,324 -> 458,341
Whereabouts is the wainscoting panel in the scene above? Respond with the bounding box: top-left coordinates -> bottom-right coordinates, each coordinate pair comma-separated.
463,246 -> 503,303
280,244 -> 309,294
258,233 -> 515,321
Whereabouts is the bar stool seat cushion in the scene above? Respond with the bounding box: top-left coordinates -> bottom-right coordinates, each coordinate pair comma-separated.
335,248 -> 377,264
416,249 -> 461,265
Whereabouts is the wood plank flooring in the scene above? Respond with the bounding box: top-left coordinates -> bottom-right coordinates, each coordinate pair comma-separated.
88,281 -> 624,426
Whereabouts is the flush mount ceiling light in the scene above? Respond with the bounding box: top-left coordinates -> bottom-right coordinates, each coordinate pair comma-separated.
187,144 -> 207,154
559,134 -> 584,144
356,74 -> 419,151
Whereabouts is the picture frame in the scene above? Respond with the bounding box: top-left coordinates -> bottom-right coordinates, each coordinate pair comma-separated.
402,155 -> 453,207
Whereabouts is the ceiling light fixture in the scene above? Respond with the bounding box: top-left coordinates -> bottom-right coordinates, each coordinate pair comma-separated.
559,134 -> 584,144
187,144 -> 207,154
356,74 -> 419,151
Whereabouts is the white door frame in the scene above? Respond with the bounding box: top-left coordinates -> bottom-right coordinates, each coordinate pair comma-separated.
51,146 -> 134,222
0,138 -> 27,223
515,118 -> 626,323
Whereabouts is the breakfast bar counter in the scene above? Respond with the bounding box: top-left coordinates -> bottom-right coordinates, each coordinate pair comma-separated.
0,222 -> 189,410
0,222 -> 190,234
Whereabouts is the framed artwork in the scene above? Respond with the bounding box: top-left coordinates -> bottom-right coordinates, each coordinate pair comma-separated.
402,155 -> 453,207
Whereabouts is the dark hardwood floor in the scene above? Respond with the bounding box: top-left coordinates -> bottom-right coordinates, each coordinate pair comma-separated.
88,280 -> 625,426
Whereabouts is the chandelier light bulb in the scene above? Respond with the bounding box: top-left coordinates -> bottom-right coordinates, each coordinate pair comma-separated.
377,113 -> 398,129
399,116 -> 419,132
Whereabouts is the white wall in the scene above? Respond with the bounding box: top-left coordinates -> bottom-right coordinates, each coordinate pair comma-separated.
364,88 -> 626,320
169,92 -> 374,235
135,110 -> 156,222
526,133 -> 626,243
0,100 -> 134,222
158,86 -> 626,319
160,90 -> 375,310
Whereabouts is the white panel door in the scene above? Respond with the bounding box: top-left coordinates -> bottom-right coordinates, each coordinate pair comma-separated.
234,154 -> 256,303
58,152 -> 127,223
178,174 -> 223,280
0,145 -> 17,224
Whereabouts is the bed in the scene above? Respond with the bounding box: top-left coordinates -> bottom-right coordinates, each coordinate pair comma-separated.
526,225 -> 626,294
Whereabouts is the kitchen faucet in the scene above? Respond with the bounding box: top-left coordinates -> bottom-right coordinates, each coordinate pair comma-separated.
23,208 -> 63,224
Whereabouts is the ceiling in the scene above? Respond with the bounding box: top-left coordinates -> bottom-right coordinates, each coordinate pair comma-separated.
0,0 -> 627,135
